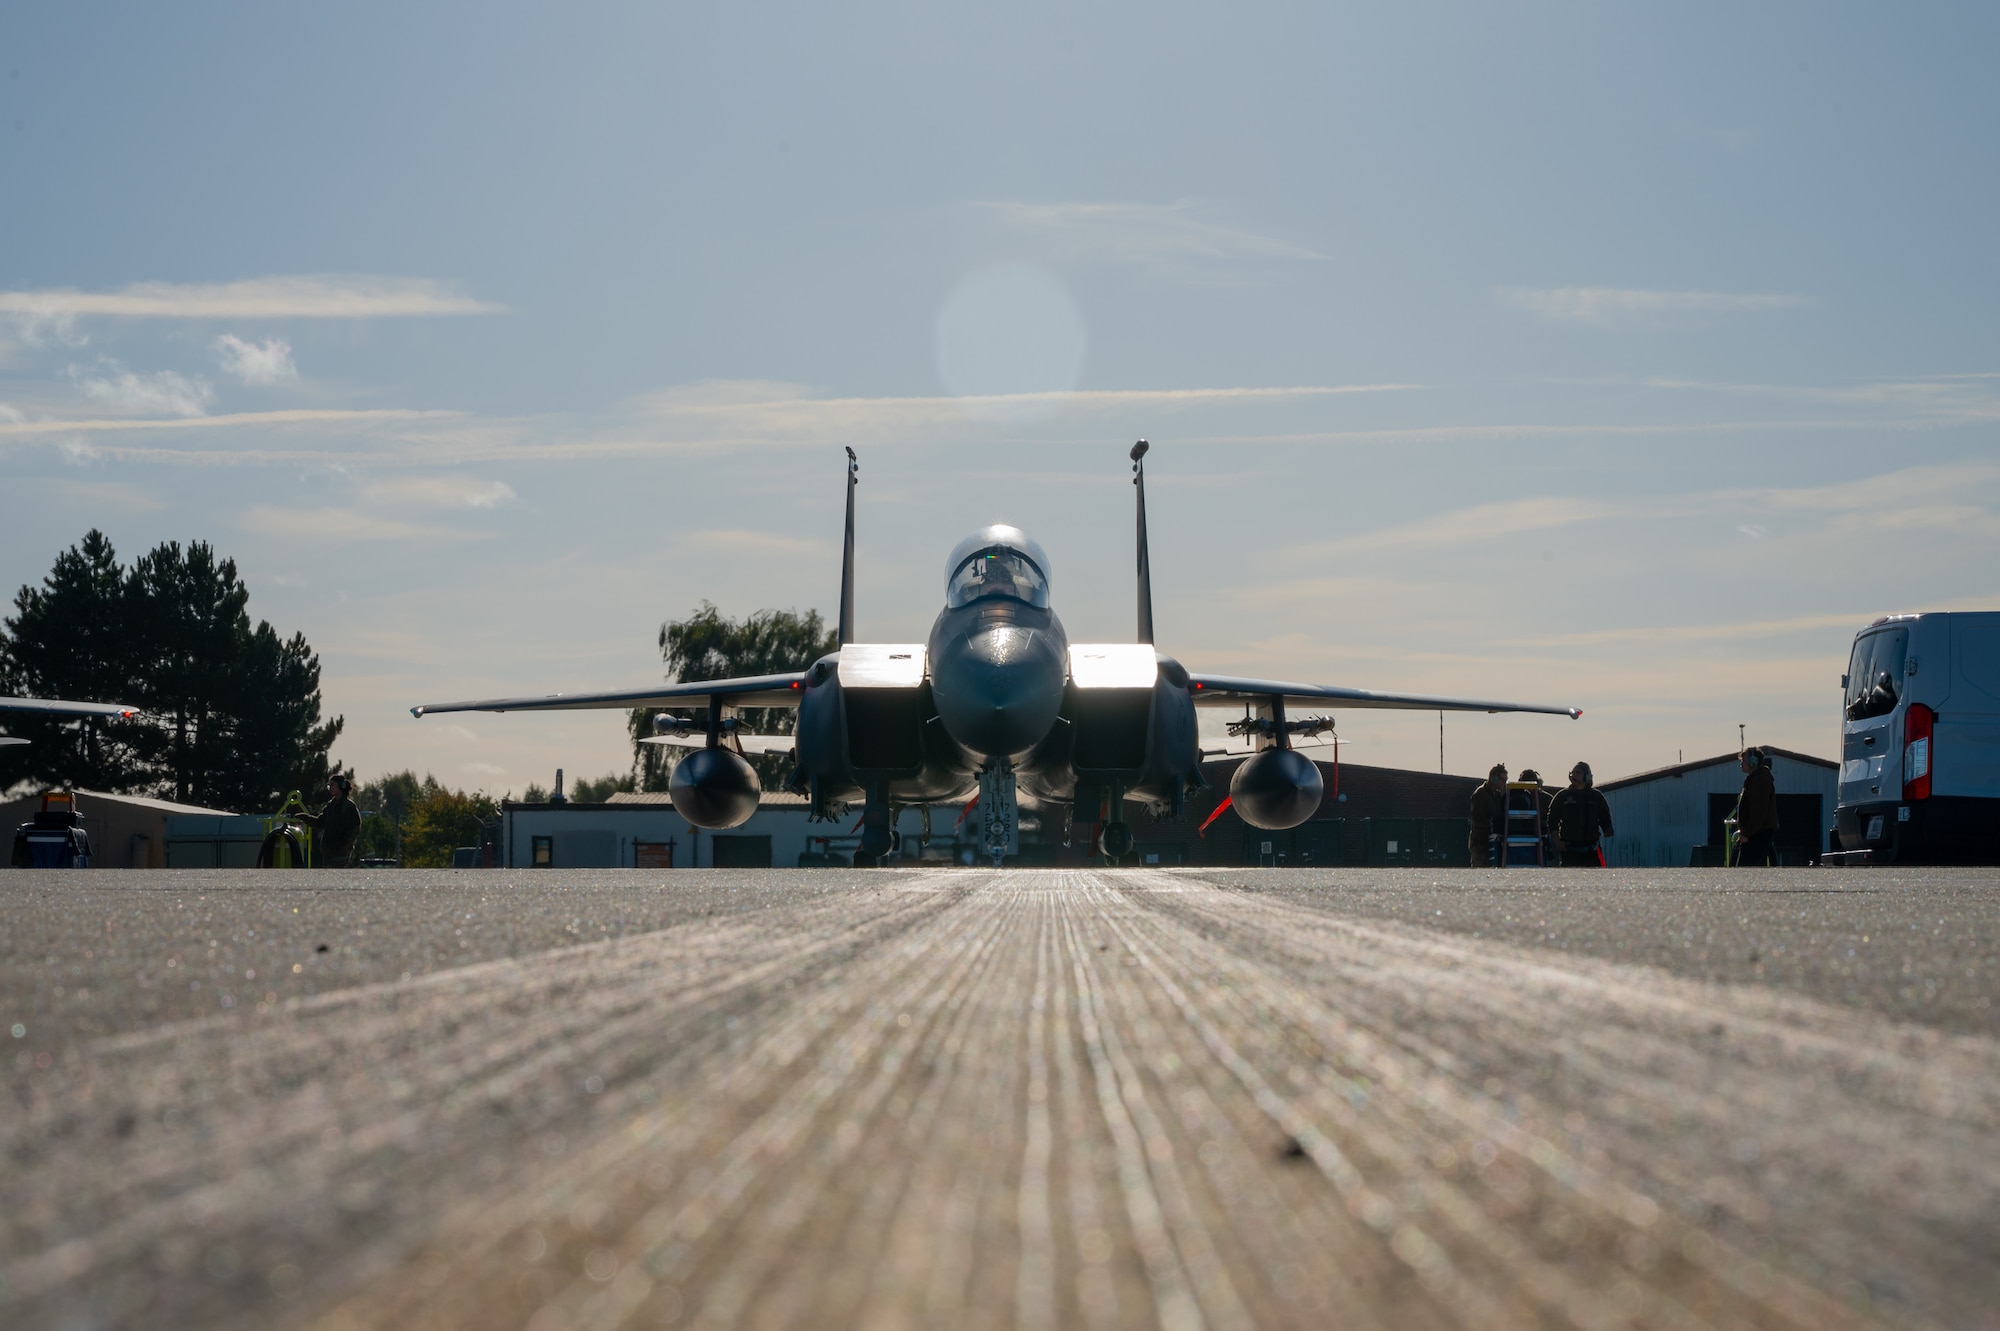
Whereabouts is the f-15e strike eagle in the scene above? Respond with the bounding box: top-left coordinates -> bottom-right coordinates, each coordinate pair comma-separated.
413,443 -> 1579,864
0,697 -> 142,748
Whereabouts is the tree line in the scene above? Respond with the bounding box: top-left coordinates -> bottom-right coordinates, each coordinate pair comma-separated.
348,770 -> 498,867
1,530 -> 342,811
5,531 -> 832,851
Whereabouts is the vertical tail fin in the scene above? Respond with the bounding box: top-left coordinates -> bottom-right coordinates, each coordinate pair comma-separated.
1131,439 -> 1154,644
839,447 -> 858,646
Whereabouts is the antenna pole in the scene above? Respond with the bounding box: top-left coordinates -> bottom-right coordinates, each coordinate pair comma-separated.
1131,440 -> 1154,644
839,448 -> 858,647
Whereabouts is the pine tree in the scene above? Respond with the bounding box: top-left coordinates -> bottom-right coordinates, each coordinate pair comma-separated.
1,532 -> 343,810
126,541 -> 254,805
0,531 -> 146,790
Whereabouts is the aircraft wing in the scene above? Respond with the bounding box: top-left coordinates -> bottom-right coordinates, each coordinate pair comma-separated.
0,696 -> 142,718
411,673 -> 808,718
641,733 -> 798,755
1187,673 -> 1580,719
0,736 -> 28,748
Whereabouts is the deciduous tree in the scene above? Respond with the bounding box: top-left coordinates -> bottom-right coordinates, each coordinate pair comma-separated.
400,782 -> 498,868
626,601 -> 836,789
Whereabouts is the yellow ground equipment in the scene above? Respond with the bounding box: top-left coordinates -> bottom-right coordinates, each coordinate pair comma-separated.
256,791 -> 313,868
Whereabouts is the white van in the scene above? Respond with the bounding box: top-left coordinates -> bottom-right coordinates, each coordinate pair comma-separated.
1832,611 -> 2000,864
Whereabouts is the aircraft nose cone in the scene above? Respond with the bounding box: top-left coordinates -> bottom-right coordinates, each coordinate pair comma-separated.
932,623 -> 1066,760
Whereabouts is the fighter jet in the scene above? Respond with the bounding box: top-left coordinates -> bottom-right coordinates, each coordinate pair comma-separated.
413,444 -> 1579,864
0,697 -> 142,748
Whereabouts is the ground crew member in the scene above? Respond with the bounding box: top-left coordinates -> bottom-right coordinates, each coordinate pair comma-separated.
1468,763 -> 1508,866
1548,762 -> 1613,866
300,773 -> 362,868
1733,746 -> 1780,866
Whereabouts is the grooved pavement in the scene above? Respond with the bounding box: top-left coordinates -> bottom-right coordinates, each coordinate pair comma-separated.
3,868 -> 1996,1330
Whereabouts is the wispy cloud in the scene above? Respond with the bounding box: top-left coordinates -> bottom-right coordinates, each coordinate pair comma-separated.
1514,612 -> 1875,649
215,334 -> 298,384
238,505 -> 490,544
971,200 -> 1324,281
363,476 -> 519,509
1284,495 -> 1639,561
0,403 -> 454,465
1549,373 -> 2000,421
1499,286 -> 1802,327
73,365 -> 213,417
4,375 -> 1990,479
668,528 -> 830,558
1730,459 -> 2000,515
18,476 -> 171,512
0,275 -> 502,321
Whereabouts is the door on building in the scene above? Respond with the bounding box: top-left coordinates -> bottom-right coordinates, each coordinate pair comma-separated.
710,835 -> 773,868
1238,819 -> 1347,867
1361,818 -> 1470,867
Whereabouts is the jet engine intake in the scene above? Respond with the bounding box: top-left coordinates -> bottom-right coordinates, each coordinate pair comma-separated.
1229,748 -> 1323,830
669,746 -> 761,829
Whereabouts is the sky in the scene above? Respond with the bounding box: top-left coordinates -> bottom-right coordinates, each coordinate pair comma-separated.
4,2 -> 1998,796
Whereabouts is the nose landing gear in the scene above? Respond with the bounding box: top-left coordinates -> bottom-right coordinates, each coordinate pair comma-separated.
978,764 -> 1019,868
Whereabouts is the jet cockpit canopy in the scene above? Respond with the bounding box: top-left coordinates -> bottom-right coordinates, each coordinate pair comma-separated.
944,525 -> 1051,610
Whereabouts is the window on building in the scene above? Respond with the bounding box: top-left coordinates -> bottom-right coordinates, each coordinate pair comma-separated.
531,835 -> 553,867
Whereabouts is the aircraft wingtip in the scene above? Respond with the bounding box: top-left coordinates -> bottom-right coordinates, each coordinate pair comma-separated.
1570,708 -> 1584,720
410,706 -> 424,719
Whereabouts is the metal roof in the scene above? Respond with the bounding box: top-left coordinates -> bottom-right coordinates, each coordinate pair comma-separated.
0,786 -> 238,816
1599,746 -> 1835,793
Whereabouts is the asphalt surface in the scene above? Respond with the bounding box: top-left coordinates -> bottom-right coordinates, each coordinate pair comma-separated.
4,867 -> 1997,1331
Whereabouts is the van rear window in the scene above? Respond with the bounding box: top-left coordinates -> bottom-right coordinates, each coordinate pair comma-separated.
1845,628 -> 1908,720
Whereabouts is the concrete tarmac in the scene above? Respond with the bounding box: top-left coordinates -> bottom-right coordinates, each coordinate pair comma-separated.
4,867 -> 1997,1330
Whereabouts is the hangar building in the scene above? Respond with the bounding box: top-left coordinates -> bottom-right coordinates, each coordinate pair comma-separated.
1599,748 -> 1838,867
1,788 -> 237,868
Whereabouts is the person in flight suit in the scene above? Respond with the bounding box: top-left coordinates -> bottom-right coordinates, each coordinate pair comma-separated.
300,773 -> 362,868
1547,762 -> 1614,866
1733,746 -> 1780,867
1468,763 -> 1508,866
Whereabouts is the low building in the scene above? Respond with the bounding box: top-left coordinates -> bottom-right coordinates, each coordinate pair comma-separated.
499,760 -> 1489,869
1125,757 -> 1479,868
2,788 -> 237,868
164,813 -> 296,867
1599,748 -> 1838,867
502,791 -> 846,868
502,791 -> 1016,868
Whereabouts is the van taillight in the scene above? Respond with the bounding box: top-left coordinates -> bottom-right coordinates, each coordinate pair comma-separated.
1903,703 -> 1934,801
